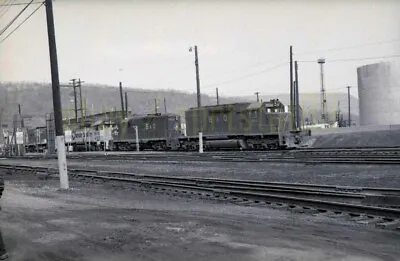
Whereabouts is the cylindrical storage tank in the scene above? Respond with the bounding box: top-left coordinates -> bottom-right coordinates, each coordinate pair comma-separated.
357,61 -> 400,126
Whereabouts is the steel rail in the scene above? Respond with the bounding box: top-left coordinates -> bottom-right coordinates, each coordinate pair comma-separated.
71,172 -> 400,218
1,164 -> 400,219
1,163 -> 400,196
7,154 -> 400,165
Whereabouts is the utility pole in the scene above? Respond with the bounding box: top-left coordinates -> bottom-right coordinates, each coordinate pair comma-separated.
164,97 -> 168,142
18,104 -> 24,128
336,100 -> 340,124
45,0 -> 68,189
289,46 -> 294,130
154,99 -> 158,114
189,45 -> 201,108
72,79 -> 80,120
189,45 -> 203,153
13,114 -> 17,156
216,88 -> 219,105
255,92 -> 260,102
294,61 -> 300,130
124,92 -> 128,118
71,79 -> 78,120
347,86 -> 351,127
336,100 -> 344,127
119,82 -> 125,119
293,81 -> 297,128
61,79 -> 79,122
318,58 -> 327,124
78,78 -> 85,127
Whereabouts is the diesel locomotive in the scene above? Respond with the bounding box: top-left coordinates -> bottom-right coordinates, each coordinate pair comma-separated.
24,99 -> 306,152
111,99 -> 303,151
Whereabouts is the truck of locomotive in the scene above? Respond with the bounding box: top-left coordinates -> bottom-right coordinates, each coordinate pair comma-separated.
112,99 -> 299,151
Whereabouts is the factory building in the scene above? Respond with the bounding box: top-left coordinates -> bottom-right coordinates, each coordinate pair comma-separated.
357,61 -> 400,126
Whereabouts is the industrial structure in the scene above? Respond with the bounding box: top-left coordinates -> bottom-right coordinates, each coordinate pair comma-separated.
357,61 -> 400,126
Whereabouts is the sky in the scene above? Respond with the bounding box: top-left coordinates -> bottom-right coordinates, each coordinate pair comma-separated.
0,0 -> 399,98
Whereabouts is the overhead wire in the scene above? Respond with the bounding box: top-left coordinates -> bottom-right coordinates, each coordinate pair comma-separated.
201,39 -> 400,91
201,52 -> 400,95
218,39 -> 400,76
0,2 -> 398,97
0,1 -> 41,6
201,62 -> 288,90
298,54 -> 400,63
0,0 -> 15,20
0,0 -> 12,11
0,0 -> 34,37
0,1 -> 44,44
295,39 -> 400,56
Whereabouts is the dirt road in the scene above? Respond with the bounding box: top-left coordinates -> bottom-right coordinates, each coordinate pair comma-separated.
0,175 -> 399,261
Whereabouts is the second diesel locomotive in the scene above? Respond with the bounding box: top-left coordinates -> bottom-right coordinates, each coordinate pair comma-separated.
111,113 -> 183,151
111,99 -> 302,151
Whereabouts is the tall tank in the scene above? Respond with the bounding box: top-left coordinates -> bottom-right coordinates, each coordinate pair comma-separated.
357,61 -> 400,126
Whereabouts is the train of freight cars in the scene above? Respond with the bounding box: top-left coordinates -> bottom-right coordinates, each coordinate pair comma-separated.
25,99 -> 307,152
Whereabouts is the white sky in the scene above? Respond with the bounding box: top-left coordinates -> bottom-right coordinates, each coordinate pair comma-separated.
0,0 -> 399,97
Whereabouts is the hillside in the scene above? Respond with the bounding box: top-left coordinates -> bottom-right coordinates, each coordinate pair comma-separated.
0,82 -> 358,129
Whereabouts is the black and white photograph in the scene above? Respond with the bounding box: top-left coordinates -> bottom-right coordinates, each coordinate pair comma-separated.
0,0 -> 400,260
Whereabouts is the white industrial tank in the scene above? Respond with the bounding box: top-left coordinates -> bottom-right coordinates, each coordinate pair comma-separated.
357,61 -> 400,126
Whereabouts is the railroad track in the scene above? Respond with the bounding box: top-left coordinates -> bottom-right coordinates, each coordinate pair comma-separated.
1,163 -> 400,230
7,155 -> 400,165
14,148 -> 400,164
64,154 -> 400,165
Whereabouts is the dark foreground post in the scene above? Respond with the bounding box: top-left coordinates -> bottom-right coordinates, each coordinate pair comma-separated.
45,0 -> 69,189
0,177 -> 8,260
0,230 -> 7,260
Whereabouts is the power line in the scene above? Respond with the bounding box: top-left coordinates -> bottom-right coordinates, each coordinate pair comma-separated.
296,39 -> 400,56
0,0 -> 34,37
0,1 -> 44,44
202,62 -> 288,89
0,0 -> 15,20
217,56 -> 288,76
218,39 -> 400,75
0,1 -> 42,6
298,54 -> 400,63
323,54 -> 400,62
